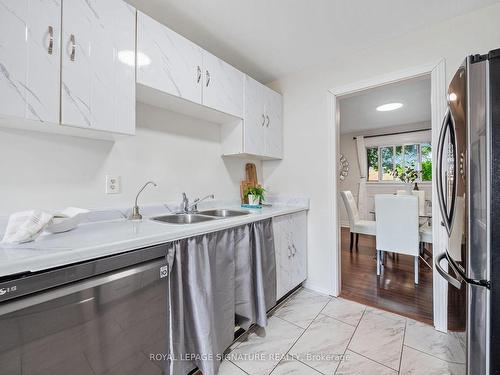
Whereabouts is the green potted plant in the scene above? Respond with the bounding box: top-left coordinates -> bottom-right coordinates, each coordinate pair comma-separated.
392,165 -> 420,190
245,185 -> 266,206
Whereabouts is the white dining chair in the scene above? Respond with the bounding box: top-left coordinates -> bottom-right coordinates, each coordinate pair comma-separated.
375,194 -> 420,284
419,224 -> 433,246
412,190 -> 426,216
340,191 -> 376,251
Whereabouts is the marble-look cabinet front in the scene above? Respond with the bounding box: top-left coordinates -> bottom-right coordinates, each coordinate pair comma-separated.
0,0 -> 136,136
137,12 -> 244,119
0,0 -> 283,156
273,211 -> 308,300
243,75 -> 283,159
0,0 -> 61,123
61,0 -> 136,134
136,11 -> 203,105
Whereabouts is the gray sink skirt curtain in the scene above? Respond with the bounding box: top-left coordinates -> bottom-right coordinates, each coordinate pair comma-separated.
164,218 -> 276,375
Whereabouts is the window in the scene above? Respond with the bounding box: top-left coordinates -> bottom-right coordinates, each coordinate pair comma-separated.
367,147 -> 379,181
367,143 -> 432,182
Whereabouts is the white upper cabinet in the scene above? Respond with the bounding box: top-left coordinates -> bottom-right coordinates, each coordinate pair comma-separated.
202,51 -> 244,118
135,12 -> 280,159
61,0 -> 136,135
243,75 -> 266,156
242,76 -> 283,159
264,87 -> 283,158
137,12 -> 203,105
0,0 -> 61,123
136,13 -> 243,118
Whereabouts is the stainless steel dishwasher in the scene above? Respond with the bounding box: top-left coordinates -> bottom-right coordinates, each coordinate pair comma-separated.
0,244 -> 170,375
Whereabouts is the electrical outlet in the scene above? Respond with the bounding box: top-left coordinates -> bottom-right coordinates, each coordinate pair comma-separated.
106,175 -> 121,194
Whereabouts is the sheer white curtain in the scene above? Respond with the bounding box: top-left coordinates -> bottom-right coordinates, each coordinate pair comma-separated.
356,136 -> 368,219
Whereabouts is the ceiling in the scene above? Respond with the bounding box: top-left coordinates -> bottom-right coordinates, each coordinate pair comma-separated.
126,0 -> 499,82
338,76 -> 431,134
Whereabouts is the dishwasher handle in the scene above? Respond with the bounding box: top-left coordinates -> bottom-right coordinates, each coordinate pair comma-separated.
0,258 -> 168,315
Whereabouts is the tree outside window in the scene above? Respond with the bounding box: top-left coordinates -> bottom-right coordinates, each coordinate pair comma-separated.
367,147 -> 379,181
366,143 -> 432,182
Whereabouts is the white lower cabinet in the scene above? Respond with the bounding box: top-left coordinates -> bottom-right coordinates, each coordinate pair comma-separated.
273,211 -> 307,300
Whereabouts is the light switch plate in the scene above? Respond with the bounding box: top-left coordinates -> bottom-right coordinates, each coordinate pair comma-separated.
106,175 -> 121,194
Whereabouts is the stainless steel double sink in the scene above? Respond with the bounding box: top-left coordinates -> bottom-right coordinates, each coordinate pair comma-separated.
151,209 -> 250,224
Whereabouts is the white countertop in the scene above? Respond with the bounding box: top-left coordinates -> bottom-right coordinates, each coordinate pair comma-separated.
0,202 -> 308,278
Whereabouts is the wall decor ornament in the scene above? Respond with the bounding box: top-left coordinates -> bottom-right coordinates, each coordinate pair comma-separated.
339,154 -> 349,182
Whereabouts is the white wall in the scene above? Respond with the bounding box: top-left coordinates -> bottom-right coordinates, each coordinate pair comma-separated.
0,102 -> 260,215
263,3 -> 500,294
338,122 -> 432,226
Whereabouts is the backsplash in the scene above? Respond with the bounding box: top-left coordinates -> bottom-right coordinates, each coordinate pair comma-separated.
0,102 -> 262,216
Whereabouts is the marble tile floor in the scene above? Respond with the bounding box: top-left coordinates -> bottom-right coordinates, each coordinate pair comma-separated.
212,288 -> 466,375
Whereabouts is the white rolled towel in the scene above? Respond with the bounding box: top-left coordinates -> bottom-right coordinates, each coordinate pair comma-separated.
1,210 -> 54,244
1,207 -> 89,244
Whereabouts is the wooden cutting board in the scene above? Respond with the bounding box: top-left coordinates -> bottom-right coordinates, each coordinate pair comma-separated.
245,163 -> 258,186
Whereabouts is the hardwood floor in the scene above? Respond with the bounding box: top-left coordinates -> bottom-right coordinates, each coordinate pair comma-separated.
340,227 -> 434,326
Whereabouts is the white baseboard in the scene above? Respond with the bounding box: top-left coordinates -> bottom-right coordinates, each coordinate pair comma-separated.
302,280 -> 335,297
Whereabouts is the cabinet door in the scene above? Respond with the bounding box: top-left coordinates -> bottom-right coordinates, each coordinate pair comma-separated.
0,0 -> 60,123
202,51 -> 244,118
243,76 -> 266,156
273,216 -> 291,300
137,12 -> 202,104
289,211 -> 307,288
265,88 -> 283,159
61,0 -> 136,134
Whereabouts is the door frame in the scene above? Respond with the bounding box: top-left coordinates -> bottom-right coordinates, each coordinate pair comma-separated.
327,59 -> 449,332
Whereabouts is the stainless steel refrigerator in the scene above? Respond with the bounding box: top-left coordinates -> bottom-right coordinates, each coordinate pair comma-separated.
435,48 -> 500,375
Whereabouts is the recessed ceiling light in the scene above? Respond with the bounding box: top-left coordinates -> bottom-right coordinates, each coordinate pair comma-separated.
376,102 -> 403,112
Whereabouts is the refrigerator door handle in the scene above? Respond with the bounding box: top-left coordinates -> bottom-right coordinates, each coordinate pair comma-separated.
435,252 -> 463,289
436,107 -> 457,236
445,251 -> 491,289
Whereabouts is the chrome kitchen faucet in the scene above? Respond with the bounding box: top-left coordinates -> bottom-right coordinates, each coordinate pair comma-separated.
180,193 -> 215,214
129,181 -> 158,220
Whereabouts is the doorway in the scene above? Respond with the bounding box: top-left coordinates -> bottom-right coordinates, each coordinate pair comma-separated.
339,75 -> 434,324
328,61 -> 452,331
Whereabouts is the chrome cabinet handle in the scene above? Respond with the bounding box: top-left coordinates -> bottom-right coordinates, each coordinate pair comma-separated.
70,34 -> 76,61
266,115 -> 270,127
48,26 -> 54,55
292,244 -> 297,255
261,114 -> 266,127
288,246 -> 292,258
205,70 -> 210,87
196,65 -> 201,84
